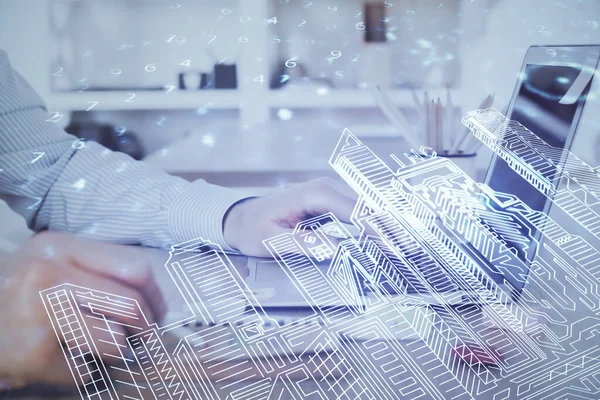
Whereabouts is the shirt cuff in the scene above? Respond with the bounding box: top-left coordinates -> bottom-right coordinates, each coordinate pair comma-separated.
168,180 -> 250,252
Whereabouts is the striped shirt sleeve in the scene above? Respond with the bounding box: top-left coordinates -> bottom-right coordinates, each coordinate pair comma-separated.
0,49 -> 248,250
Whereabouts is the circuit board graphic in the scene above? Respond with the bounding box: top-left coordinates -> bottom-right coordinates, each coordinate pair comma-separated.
41,112 -> 600,399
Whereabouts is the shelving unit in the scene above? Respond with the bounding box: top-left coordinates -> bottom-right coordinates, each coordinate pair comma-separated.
39,0 -> 476,120
47,90 -> 241,111
47,88 -> 461,112
267,88 -> 459,109
0,0 -> 487,165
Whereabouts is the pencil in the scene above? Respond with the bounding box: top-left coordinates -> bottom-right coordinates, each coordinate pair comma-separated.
369,85 -> 421,150
446,86 -> 454,151
465,99 -> 502,155
463,94 -> 495,153
429,99 -> 436,152
449,93 -> 493,154
410,87 -> 422,118
437,97 -> 448,153
423,91 -> 430,148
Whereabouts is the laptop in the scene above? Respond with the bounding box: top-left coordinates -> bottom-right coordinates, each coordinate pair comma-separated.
245,45 -> 600,309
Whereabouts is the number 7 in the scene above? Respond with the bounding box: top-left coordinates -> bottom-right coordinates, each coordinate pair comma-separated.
86,101 -> 99,111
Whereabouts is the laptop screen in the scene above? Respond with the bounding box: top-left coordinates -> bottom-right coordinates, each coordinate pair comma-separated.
484,63 -> 591,289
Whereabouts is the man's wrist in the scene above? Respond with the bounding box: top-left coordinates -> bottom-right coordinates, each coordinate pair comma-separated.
168,181 -> 250,252
222,197 -> 256,252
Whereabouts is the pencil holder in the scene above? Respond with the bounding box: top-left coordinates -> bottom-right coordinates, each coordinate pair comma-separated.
439,152 -> 477,179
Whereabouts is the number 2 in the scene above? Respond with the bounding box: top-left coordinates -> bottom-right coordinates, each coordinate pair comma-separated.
46,112 -> 64,123
125,93 -> 136,103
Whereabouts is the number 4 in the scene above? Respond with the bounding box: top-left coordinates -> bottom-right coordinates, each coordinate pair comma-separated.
254,75 -> 265,84
180,59 -> 191,67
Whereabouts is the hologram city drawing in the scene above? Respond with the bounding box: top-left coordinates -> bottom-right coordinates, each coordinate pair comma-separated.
41,109 -> 600,399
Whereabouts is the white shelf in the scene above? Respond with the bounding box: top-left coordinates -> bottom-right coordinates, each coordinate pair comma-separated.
46,90 -> 241,112
268,88 -> 424,109
47,88 -> 459,112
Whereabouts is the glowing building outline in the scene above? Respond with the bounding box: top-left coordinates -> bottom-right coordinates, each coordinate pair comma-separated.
40,113 -> 600,399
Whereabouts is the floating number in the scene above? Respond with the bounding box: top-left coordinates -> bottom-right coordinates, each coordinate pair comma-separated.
110,68 -> 122,77
125,93 -> 136,103
180,59 -> 191,68
280,74 -> 290,83
239,35 -> 249,43
208,35 -> 217,44
285,58 -> 297,68
166,34 -> 186,44
254,75 -> 265,84
384,1 -> 393,7
27,197 -> 42,211
222,8 -> 232,14
268,16 -> 277,24
78,83 -> 89,92
328,5 -> 338,11
164,85 -> 176,94
298,19 -> 306,27
546,49 -> 557,57
72,138 -> 86,149
356,21 -> 366,30
536,24 -> 550,34
86,101 -> 99,111
52,67 -> 64,76
304,1 -> 312,7
144,63 -> 157,72
330,50 -> 342,59
46,112 -> 64,123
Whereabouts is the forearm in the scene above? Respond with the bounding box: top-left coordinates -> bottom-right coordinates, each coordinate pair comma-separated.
0,50 -> 248,250
0,111 -> 247,249
38,140 -> 246,248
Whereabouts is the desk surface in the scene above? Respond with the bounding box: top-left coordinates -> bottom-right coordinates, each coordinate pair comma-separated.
6,241 -> 598,400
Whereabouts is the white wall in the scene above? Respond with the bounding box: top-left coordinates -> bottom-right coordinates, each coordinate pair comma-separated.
0,0 -> 50,98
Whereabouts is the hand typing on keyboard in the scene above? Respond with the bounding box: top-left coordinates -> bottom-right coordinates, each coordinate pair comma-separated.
0,232 -> 165,389
223,177 -> 358,257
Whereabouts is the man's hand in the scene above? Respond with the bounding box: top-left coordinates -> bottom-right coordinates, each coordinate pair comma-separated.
0,232 -> 165,389
223,178 -> 358,257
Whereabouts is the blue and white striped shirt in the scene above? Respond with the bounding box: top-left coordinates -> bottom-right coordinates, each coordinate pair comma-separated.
0,50 -> 247,250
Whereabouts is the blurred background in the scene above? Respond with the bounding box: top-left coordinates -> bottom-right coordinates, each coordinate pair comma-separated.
0,0 -> 599,249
